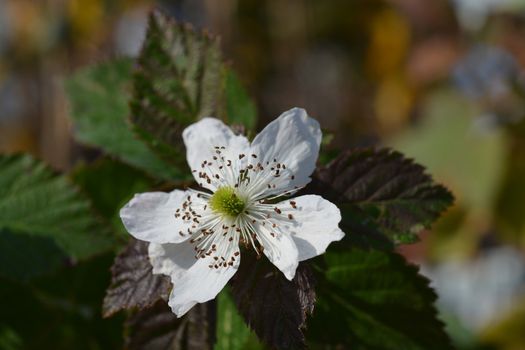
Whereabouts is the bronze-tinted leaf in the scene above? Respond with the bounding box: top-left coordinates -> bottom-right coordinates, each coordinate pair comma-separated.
125,300 -> 216,350
103,239 -> 170,318
312,148 -> 454,244
230,252 -> 316,350
130,10 -> 226,167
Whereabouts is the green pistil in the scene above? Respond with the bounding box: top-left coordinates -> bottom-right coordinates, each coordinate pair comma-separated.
210,187 -> 246,218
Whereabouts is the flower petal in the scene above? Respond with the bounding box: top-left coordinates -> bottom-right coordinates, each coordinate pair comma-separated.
250,108 -> 321,195
120,190 -> 199,244
149,241 -> 239,317
182,118 -> 250,190
276,195 -> 344,261
254,222 -> 299,280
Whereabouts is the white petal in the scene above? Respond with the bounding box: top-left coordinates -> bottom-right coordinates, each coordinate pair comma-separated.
254,222 -> 299,280
182,118 -> 250,190
149,241 -> 239,317
120,190 -> 198,244
276,195 -> 344,261
250,108 -> 321,194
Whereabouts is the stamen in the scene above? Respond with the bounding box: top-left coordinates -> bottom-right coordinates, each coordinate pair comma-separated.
210,187 -> 246,218
183,145 -> 307,270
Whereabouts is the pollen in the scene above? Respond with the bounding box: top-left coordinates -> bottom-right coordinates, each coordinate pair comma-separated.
209,186 -> 246,218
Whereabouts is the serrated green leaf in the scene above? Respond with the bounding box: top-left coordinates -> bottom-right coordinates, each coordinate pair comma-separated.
130,11 -> 226,168
309,249 -> 453,349
225,70 -> 257,132
65,58 -> 183,180
0,229 -> 66,281
71,157 -> 155,237
313,148 -> 454,245
0,154 -> 114,262
215,288 -> 263,350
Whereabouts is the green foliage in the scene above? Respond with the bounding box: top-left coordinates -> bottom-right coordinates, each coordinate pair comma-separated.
215,289 -> 262,350
72,158 -> 156,238
0,154 -> 114,266
0,254 -> 124,350
225,70 -> 258,132
309,249 -> 453,349
92,14 -> 453,348
66,11 -> 258,181
0,326 -> 22,350
0,229 -> 66,282
130,11 -> 226,168
313,148 -> 454,244
65,58 -> 182,180
1,8 -> 457,350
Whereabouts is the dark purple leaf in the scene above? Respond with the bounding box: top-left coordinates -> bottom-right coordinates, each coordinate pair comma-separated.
103,239 -> 170,318
311,148 -> 454,244
230,252 -> 316,350
130,10 -> 225,167
125,300 -> 216,350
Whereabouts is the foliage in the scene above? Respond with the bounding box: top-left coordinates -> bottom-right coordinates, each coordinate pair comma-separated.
0,9 -> 457,350
103,239 -> 170,318
125,300 -> 216,350
230,253 -> 316,350
313,148 -> 454,244
65,58 -> 182,180
0,154 -> 114,276
0,228 -> 66,282
130,10 -> 226,170
0,254 -> 124,349
71,157 -> 157,238
215,288 -> 262,350
225,70 -> 258,132
309,249 -> 453,349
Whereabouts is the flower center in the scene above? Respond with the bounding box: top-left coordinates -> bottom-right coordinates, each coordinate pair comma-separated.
209,186 -> 246,218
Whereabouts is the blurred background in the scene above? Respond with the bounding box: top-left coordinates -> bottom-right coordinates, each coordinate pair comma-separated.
1,0 -> 525,348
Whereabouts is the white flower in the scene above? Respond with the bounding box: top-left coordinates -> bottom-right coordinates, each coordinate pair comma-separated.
120,108 -> 345,317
